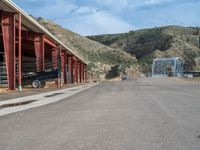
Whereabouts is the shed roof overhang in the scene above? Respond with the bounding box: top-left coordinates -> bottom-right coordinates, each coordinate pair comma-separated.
153,57 -> 182,62
0,0 -> 87,64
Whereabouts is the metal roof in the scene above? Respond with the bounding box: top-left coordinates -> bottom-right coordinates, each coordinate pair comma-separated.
0,0 -> 87,64
153,57 -> 182,62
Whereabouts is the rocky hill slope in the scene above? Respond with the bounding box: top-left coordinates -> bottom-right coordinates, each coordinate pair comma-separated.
88,26 -> 200,73
37,18 -> 139,79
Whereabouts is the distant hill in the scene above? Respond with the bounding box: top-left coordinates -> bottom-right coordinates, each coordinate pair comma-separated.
88,26 -> 200,73
36,18 -> 139,79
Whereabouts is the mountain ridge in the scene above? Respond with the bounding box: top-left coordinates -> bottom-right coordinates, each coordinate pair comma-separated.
87,25 -> 200,73
36,18 -> 140,79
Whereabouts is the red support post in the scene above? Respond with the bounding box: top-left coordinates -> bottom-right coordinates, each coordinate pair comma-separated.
58,46 -> 62,87
65,52 -> 68,84
70,56 -> 74,84
85,65 -> 88,82
18,13 -> 22,91
82,63 -> 84,82
52,48 -> 58,69
61,51 -> 67,84
1,12 -> 16,90
79,62 -> 82,83
74,57 -> 78,84
66,53 -> 69,83
67,55 -> 73,84
76,61 -> 78,83
34,34 -> 44,72
84,65 -> 86,82
51,48 -> 59,87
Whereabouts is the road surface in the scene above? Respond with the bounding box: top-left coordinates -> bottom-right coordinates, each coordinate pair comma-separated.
0,78 -> 200,150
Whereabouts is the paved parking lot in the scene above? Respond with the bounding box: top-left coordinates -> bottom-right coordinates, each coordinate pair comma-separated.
0,78 -> 200,150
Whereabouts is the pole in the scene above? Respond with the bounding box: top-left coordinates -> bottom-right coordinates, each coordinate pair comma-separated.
18,13 -> 22,91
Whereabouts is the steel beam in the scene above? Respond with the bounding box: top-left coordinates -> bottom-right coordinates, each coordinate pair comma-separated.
21,30 -> 34,41
44,36 -> 57,48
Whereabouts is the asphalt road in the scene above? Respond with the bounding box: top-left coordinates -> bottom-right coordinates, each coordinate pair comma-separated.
0,78 -> 200,150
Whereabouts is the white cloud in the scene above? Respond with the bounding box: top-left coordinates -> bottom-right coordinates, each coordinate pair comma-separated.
58,11 -> 135,36
72,6 -> 97,16
13,0 -> 200,35
25,0 -> 77,19
145,0 -> 161,4
100,0 -> 129,6
95,0 -> 132,11
144,0 -> 173,5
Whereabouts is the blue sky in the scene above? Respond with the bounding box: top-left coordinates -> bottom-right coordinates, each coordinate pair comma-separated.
12,0 -> 200,36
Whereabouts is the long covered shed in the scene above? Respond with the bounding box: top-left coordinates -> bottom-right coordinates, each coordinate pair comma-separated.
0,0 -> 88,90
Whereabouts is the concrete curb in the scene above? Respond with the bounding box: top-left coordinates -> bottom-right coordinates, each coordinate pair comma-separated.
0,83 -> 98,117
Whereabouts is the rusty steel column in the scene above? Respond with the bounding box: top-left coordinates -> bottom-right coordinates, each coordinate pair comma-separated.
83,63 -> 85,82
58,46 -> 62,87
81,62 -> 83,83
76,60 -> 79,83
52,47 -> 60,87
77,61 -> 79,83
66,53 -> 68,83
34,34 -> 44,72
52,48 -> 58,69
81,63 -> 83,83
74,57 -> 78,84
1,12 -> 16,90
85,65 -> 87,82
17,13 -> 22,91
70,56 -> 75,83
82,63 -> 84,82
73,57 -> 75,83
76,61 -> 78,83
79,62 -> 82,83
61,51 -> 67,84
67,55 -> 74,83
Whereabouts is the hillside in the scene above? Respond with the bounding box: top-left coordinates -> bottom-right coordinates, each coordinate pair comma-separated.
88,26 -> 200,73
36,18 -> 139,79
